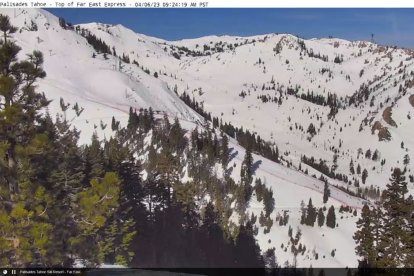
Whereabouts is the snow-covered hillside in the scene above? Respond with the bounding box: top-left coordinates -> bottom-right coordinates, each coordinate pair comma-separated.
79,18 -> 414,197
1,9 -> 204,145
1,8 -> 412,268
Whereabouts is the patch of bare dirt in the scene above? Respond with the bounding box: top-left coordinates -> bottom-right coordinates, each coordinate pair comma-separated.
409,94 -> 414,107
372,121 -> 391,141
382,106 -> 397,127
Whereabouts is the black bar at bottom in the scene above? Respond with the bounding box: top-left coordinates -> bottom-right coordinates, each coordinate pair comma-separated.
1,268 -> 414,276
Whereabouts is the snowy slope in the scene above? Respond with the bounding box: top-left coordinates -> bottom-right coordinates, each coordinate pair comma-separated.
80,19 -> 414,196
227,138 -> 365,267
167,34 -> 414,194
1,9 -> 204,144
1,8 -> 411,268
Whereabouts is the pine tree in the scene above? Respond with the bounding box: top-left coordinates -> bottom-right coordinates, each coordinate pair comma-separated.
111,116 -> 119,131
306,198 -> 317,227
0,44 -> 48,196
372,150 -> 379,161
377,168 -> 408,267
403,154 -> 410,166
350,159 -> 355,174
0,19 -> 53,266
307,123 -> 316,136
365,149 -> 372,159
75,172 -> 121,265
84,133 -> 105,180
220,133 -> 229,170
200,202 -> 227,266
100,151 -> 140,265
326,206 -> 336,228
362,169 -> 368,184
323,181 -> 330,203
371,207 -> 384,266
354,204 -> 376,267
58,17 -> 66,29
332,153 -> 338,172
241,147 -> 254,186
240,147 -> 254,203
233,222 -> 264,267
0,14 -> 17,43
404,195 -> 414,267
46,117 -> 85,265
262,186 -> 275,217
300,200 -> 306,225
169,117 -> 187,153
317,208 -> 325,227
127,107 -> 139,130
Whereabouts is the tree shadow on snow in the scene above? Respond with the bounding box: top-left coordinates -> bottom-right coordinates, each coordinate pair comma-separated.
228,148 -> 238,163
252,160 -> 262,174
225,166 -> 234,176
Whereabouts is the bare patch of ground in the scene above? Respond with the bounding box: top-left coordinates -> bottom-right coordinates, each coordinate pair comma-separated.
372,121 -> 391,141
409,94 -> 414,107
382,106 -> 397,127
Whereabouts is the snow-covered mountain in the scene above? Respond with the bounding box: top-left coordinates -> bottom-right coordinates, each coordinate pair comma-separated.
78,19 -> 414,196
2,8 -> 413,268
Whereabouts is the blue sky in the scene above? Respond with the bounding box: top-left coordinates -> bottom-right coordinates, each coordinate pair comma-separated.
47,9 -> 414,48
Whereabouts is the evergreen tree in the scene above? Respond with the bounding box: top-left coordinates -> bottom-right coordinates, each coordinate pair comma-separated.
169,117 -> 187,153
241,147 -> 254,186
350,159 -> 355,175
0,20 -> 53,266
233,222 -> 264,268
317,208 -> 325,227
58,17 -> 66,29
307,123 -> 316,136
332,153 -> 338,172
263,187 -> 275,218
404,195 -> 414,267
199,202 -> 232,267
74,172 -> 122,265
300,200 -> 306,225
0,14 -> 17,43
111,116 -> 119,131
326,206 -> 336,228
323,181 -> 330,204
354,204 -> 376,267
372,150 -> 379,161
306,198 -> 317,227
365,149 -> 372,159
101,136 -> 141,265
377,168 -> 408,267
240,147 -> 254,204
371,207 -> 384,266
403,154 -> 410,166
362,169 -> 368,184
220,133 -> 229,170
46,117 -> 85,266
83,133 -> 105,181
